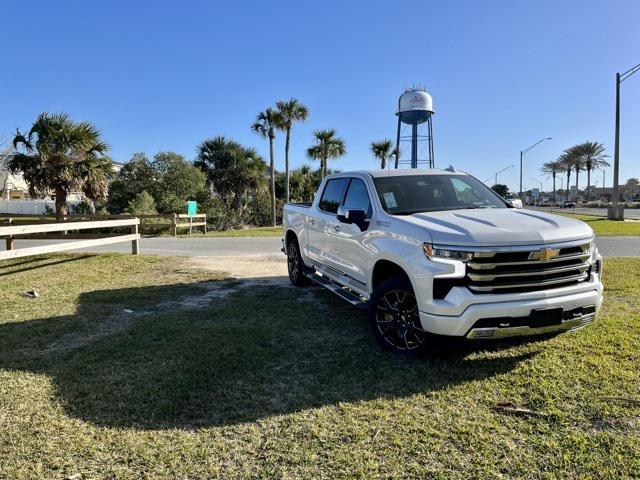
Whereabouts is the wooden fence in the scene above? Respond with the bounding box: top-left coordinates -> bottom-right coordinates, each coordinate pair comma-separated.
0,218 -> 140,260
0,213 -> 206,236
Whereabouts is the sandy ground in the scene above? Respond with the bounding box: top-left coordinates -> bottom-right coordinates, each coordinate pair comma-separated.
190,254 -> 288,282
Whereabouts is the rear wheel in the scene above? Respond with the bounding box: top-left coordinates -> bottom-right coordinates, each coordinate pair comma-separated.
368,276 -> 430,356
287,238 -> 310,287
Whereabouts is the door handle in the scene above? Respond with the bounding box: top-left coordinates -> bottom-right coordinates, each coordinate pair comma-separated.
308,218 -> 316,225
333,225 -> 341,232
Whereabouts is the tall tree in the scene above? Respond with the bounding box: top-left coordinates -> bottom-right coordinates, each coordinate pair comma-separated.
370,140 -> 395,169
252,108 -> 281,226
10,112 -> 112,218
541,160 -> 562,203
491,184 -> 509,197
306,129 -> 346,178
196,136 -> 266,210
107,153 -> 156,212
574,142 -> 609,200
152,152 -> 208,213
559,152 -> 573,201
565,146 -> 584,202
275,98 -> 309,204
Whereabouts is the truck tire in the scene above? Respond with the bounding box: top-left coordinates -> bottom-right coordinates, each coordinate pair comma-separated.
287,238 -> 310,287
368,276 -> 430,356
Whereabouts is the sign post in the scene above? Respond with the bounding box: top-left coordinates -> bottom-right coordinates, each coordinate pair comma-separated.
186,201 -> 198,235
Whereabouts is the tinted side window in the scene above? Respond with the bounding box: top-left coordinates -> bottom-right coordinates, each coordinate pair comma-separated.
343,179 -> 372,217
319,178 -> 348,213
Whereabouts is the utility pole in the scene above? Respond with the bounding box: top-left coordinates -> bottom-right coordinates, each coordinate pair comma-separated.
608,63 -> 640,220
611,72 -> 622,217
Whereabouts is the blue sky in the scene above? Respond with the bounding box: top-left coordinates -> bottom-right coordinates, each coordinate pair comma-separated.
2,0 -> 639,193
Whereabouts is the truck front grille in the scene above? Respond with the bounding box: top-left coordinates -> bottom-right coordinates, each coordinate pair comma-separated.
465,243 -> 592,294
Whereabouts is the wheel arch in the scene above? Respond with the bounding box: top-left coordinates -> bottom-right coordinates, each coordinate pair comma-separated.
371,258 -> 412,292
284,229 -> 298,249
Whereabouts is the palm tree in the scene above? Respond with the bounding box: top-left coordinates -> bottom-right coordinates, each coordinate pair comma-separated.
559,152 -> 573,201
195,136 -> 266,211
541,160 -> 562,203
306,129 -> 346,178
10,112 -> 112,218
563,146 -> 584,202
252,108 -> 282,226
370,140 -> 395,169
574,142 -> 609,200
275,99 -> 309,204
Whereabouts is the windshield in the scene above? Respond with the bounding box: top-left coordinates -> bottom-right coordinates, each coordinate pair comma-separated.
373,174 -> 508,215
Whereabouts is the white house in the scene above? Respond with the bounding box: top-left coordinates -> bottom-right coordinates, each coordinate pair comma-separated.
0,150 -> 29,200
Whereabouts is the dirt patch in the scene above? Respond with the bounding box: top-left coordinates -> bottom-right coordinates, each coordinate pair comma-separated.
189,255 -> 288,281
37,255 -> 318,356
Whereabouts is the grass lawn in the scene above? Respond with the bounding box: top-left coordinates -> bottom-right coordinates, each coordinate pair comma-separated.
544,212 -> 640,236
0,254 -> 639,478
180,225 -> 282,237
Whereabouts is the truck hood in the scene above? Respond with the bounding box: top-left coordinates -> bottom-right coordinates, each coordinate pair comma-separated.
400,208 -> 594,247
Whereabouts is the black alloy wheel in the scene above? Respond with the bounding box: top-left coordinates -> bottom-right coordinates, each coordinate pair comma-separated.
368,276 -> 429,355
287,239 -> 310,287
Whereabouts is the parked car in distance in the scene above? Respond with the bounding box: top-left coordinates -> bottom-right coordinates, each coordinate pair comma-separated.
562,200 -> 576,208
506,197 -> 523,209
282,169 -> 603,355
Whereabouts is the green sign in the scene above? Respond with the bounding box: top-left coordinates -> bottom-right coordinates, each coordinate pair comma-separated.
186,201 -> 198,217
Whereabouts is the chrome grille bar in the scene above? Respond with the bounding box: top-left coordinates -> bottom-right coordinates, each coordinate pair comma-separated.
467,262 -> 590,281
467,272 -> 589,292
467,252 -> 590,270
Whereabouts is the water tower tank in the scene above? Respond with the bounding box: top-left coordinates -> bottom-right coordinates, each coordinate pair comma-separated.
397,89 -> 434,124
395,86 -> 435,169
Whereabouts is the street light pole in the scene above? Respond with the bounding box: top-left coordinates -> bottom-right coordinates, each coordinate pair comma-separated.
494,165 -> 515,186
609,62 -> 640,220
519,138 -> 552,198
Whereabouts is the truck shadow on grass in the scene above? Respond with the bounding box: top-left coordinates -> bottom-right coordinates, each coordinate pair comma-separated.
0,277 -> 541,430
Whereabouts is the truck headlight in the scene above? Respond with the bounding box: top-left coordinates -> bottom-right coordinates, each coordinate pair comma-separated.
423,243 -> 474,262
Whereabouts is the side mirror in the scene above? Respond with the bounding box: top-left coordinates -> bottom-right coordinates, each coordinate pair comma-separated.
337,207 -> 368,229
509,199 -> 523,209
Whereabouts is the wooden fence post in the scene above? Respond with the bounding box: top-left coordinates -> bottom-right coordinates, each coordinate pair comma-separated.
5,218 -> 13,250
203,214 -> 207,234
172,213 -> 178,237
131,222 -> 139,255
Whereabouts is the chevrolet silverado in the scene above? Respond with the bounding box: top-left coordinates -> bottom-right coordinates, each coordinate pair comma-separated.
282,168 -> 603,355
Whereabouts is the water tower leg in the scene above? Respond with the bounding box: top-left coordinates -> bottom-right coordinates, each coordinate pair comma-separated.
411,123 -> 418,168
428,117 -> 434,169
395,118 -> 401,168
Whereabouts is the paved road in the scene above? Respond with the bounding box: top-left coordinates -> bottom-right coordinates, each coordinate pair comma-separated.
4,235 -> 638,257
529,206 -> 640,219
8,236 -> 284,257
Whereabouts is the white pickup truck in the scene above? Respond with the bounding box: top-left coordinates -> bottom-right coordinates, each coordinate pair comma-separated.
282,169 -> 603,355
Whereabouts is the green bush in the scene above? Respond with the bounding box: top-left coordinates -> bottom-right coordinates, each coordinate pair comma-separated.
126,191 -> 158,215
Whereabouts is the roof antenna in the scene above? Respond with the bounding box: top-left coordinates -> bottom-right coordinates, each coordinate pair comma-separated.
445,165 -> 456,172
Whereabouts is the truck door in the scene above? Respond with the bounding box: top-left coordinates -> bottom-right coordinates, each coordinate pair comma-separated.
328,177 -> 373,285
306,177 -> 349,267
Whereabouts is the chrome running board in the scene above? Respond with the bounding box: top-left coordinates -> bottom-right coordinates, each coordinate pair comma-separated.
304,271 -> 369,310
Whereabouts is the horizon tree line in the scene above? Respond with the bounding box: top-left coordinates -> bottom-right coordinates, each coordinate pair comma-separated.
8,112 -> 638,224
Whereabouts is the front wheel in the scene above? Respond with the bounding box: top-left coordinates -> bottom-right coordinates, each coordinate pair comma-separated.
368,276 -> 430,356
287,238 -> 310,287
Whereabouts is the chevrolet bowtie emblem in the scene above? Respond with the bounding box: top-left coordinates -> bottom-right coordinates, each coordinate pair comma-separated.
529,248 -> 560,261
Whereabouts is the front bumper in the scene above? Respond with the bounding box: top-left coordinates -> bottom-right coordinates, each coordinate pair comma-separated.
465,305 -> 596,339
418,274 -> 603,338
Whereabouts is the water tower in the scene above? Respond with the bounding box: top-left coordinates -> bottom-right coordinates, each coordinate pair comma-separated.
394,86 -> 435,169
